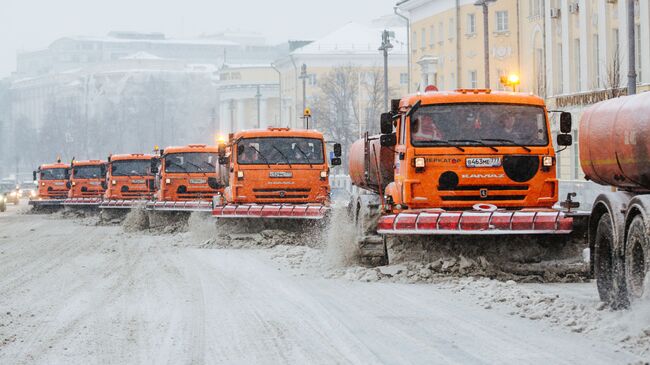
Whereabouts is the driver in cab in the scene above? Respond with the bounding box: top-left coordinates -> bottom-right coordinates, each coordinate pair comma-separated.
411,114 -> 444,142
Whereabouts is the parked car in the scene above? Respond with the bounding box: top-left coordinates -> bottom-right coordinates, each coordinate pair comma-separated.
0,182 -> 20,205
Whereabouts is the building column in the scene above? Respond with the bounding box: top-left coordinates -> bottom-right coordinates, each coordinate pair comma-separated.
236,99 -> 246,131
578,0 -> 590,91
618,0 -> 629,89
259,98 -> 268,129
640,0 -> 650,84
560,0 -> 571,94
598,0 -> 609,89
219,100 -> 229,134
544,0 -> 554,96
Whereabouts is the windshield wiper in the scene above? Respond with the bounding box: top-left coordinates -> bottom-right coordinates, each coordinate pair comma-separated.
293,145 -> 313,168
247,145 -> 271,168
272,145 -> 293,168
185,161 -> 208,175
481,138 -> 531,152
448,139 -> 499,152
417,140 -> 465,152
167,161 -> 189,173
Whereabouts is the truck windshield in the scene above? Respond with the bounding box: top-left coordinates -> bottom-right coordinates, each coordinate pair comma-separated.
410,103 -> 549,147
111,160 -> 151,176
41,168 -> 68,180
165,152 -> 216,173
237,137 -> 324,165
73,165 -> 103,179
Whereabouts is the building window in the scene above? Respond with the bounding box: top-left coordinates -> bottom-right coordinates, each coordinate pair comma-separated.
469,70 -> 477,88
438,22 -> 444,43
467,13 -> 476,34
307,74 -> 317,86
557,43 -> 564,94
448,18 -> 455,40
412,31 -> 418,51
637,24 -> 642,82
429,26 -> 435,47
400,73 -> 408,85
496,11 -> 509,32
593,34 -> 601,88
421,28 -> 426,50
575,39 -> 581,91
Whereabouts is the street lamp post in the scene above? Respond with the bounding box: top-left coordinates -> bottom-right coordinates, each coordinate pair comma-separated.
475,0 -> 496,89
378,30 -> 394,111
298,64 -> 308,128
255,85 -> 262,128
627,0 -> 637,95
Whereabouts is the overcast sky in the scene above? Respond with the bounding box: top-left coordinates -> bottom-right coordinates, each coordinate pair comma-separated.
0,0 -> 400,78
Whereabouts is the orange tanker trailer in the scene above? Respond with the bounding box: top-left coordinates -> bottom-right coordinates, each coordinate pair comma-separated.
571,91 -> 650,308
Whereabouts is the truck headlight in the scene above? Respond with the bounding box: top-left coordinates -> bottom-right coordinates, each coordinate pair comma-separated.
542,156 -> 554,167
41,182 -> 45,186
165,178 -> 171,184
72,181 -> 76,186
237,171 -> 244,179
415,157 -> 426,168
112,180 -> 117,185
320,171 -> 328,178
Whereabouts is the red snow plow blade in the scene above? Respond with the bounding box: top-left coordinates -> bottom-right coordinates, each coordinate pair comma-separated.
99,199 -> 149,209
212,204 -> 329,219
377,209 -> 573,235
63,197 -> 103,207
29,199 -> 66,207
145,200 -> 212,212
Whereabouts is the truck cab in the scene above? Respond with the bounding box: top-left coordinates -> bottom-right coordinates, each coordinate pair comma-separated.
377,89 -> 559,212
105,154 -> 156,200
33,163 -> 70,200
217,127 -> 340,206
154,144 -> 220,202
68,160 -> 107,199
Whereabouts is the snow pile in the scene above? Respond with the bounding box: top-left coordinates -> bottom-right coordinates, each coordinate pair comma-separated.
122,207 -> 150,232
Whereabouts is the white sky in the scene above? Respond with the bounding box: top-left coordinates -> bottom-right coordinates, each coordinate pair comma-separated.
0,0 -> 400,78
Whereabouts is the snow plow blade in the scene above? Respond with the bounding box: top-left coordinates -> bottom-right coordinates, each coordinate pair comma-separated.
29,199 -> 66,207
99,199 -> 149,209
63,198 -> 103,207
377,210 -> 573,235
146,200 -> 212,212
212,204 -> 329,219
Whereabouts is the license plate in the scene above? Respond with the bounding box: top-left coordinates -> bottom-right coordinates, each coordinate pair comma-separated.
189,179 -> 206,184
466,157 -> 501,168
132,179 -> 145,184
89,181 -> 101,185
54,182 -> 65,186
269,171 -> 292,178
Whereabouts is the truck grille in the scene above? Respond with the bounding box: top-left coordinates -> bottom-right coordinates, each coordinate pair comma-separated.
438,185 -> 529,191
440,195 -> 527,201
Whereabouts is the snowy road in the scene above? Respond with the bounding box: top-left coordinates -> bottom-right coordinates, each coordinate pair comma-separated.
0,204 -> 646,364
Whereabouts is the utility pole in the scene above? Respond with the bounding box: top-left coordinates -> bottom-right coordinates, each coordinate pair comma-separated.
255,85 -> 262,128
475,0 -> 496,89
394,7 -> 411,93
299,64 -> 308,128
378,29 -> 394,111
627,0 -> 637,95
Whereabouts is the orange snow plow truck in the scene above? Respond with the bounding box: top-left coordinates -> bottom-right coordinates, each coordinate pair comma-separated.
64,160 -> 107,207
99,153 -> 156,209
29,161 -> 71,207
147,144 -> 221,212
349,89 -> 586,274
212,127 -> 341,220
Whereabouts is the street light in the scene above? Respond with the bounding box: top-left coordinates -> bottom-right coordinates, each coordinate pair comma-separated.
474,0 -> 497,89
298,64 -> 308,128
378,29 -> 394,111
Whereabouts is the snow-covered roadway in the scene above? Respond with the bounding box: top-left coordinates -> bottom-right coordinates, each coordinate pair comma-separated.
0,205 -> 646,364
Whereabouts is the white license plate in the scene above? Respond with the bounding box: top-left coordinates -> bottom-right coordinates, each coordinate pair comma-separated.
466,157 -> 501,168
189,179 -> 206,184
89,181 -> 101,185
132,179 -> 145,184
269,171 -> 292,178
54,182 -> 65,186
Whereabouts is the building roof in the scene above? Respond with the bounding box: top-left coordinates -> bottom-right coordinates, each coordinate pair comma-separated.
291,22 -> 407,56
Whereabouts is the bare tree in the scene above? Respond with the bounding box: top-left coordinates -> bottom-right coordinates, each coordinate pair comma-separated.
606,44 -> 624,98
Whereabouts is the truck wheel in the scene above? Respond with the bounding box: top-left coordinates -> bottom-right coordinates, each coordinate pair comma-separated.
594,213 -> 628,308
0,201 -> 5,212
625,216 -> 649,299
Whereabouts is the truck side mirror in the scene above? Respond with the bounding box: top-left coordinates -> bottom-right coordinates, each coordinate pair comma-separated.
218,156 -> 229,165
151,158 -> 159,174
330,157 -> 342,166
560,112 -> 572,133
33,171 -> 37,181
380,134 -> 397,147
380,113 -> 394,134
333,143 -> 342,157
557,133 -> 573,146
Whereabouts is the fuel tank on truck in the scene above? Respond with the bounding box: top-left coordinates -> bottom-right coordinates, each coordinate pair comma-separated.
580,92 -> 650,192
349,136 -> 394,194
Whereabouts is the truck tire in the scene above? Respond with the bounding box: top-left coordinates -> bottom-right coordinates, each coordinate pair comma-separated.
624,215 -> 649,299
0,199 -> 5,212
594,213 -> 628,309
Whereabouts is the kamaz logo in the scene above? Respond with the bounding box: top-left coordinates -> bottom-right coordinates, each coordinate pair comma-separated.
461,173 -> 505,179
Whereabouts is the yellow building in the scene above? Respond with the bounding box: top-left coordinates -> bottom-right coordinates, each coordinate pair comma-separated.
273,19 -> 409,134
398,0 -> 522,92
